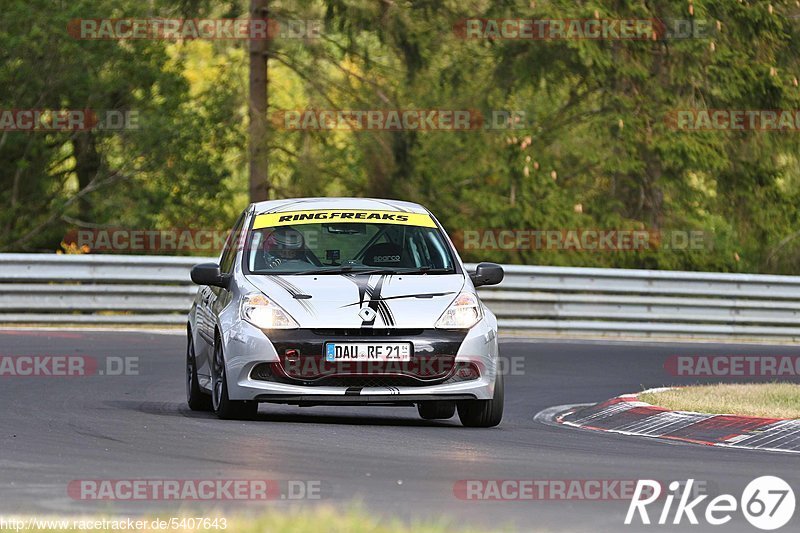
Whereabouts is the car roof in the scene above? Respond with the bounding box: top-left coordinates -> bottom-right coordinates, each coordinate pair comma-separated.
251,197 -> 431,215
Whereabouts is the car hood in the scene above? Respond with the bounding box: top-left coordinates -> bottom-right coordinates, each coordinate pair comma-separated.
244,273 -> 466,329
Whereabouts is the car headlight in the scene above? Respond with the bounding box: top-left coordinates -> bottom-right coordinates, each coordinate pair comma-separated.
241,294 -> 299,329
435,292 -> 483,329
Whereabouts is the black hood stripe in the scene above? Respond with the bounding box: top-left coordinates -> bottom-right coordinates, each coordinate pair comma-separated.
269,276 -> 315,315
343,274 -> 396,327
377,300 -> 396,327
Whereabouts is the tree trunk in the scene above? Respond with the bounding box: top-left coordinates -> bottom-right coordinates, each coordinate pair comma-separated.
249,0 -> 270,202
74,132 -> 101,222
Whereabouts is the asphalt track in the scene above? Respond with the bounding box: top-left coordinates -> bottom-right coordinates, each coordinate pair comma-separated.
1,330 -> 798,532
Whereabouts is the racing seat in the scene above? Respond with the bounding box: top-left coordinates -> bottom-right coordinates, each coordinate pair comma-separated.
362,242 -> 415,268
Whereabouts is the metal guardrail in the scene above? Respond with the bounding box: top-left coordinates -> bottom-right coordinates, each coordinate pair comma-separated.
1,254 -> 799,340
479,265 -> 800,339
0,254 -> 200,325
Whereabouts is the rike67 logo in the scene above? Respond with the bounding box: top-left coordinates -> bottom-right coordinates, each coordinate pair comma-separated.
626,477 -> 795,530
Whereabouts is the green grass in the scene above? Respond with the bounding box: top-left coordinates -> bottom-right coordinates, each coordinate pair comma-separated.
639,383 -> 800,418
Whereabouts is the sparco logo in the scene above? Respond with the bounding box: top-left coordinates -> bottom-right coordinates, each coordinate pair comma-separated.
373,255 -> 400,263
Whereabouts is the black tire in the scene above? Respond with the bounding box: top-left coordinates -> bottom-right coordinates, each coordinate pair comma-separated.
457,370 -> 504,428
186,333 -> 212,411
417,401 -> 456,420
211,339 -> 258,420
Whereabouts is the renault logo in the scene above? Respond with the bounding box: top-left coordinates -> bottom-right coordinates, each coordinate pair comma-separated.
358,306 -> 376,321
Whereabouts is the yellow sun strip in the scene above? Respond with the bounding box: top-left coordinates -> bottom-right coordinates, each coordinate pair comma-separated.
253,209 -> 437,229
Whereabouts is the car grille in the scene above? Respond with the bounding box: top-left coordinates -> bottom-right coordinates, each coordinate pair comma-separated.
250,361 -> 481,387
303,376 -> 430,388
311,328 -> 424,337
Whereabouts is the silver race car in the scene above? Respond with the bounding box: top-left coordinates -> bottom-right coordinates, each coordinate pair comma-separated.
187,198 -> 504,426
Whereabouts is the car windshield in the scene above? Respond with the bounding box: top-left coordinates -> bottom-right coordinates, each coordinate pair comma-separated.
244,210 -> 456,275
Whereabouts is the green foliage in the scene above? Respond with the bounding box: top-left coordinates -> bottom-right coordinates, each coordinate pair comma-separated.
0,0 -> 246,252
2,0 -> 800,274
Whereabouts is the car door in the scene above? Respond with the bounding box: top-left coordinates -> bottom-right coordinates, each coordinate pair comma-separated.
195,210 -> 247,383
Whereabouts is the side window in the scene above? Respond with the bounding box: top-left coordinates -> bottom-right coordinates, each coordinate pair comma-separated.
219,211 -> 247,274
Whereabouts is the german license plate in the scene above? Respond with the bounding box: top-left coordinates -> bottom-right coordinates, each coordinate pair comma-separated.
325,342 -> 412,362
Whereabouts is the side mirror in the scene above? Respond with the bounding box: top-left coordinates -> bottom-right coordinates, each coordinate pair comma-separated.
191,263 -> 229,289
469,262 -> 504,288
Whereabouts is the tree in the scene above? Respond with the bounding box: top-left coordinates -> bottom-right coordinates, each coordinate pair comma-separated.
249,0 -> 270,202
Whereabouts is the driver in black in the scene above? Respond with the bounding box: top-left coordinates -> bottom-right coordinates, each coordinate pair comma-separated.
262,227 -> 312,269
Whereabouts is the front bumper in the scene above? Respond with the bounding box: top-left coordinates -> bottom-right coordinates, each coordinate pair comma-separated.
253,393 -> 478,406
221,319 -> 499,402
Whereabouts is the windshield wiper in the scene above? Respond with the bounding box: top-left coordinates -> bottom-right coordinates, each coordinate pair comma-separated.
300,266 -> 454,276
393,267 -> 454,274
301,266 -> 396,275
